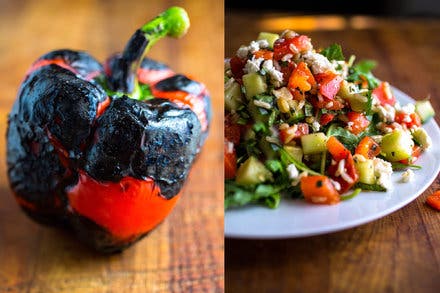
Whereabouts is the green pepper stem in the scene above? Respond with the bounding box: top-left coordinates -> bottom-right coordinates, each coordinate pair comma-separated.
107,7 -> 190,97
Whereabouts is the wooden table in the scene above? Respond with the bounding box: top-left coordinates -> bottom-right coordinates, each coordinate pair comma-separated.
226,12 -> 440,293
0,0 -> 224,292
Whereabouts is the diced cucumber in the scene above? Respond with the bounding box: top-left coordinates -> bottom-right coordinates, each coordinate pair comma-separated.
257,32 -> 280,49
301,133 -> 328,155
411,127 -> 432,150
380,130 -> 414,162
354,156 -> 375,184
235,156 -> 273,186
259,138 -> 278,160
248,100 -> 269,124
288,108 -> 305,123
225,80 -> 242,111
338,81 -> 368,112
283,145 -> 303,162
243,73 -> 267,99
415,100 -> 435,123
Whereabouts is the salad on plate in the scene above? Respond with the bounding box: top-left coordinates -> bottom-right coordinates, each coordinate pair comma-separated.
225,30 -> 435,209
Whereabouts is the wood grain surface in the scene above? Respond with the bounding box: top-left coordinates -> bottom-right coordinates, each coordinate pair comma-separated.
0,0 -> 224,292
225,12 -> 440,293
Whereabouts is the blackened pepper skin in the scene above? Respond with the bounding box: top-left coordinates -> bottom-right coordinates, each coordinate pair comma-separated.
6,7 -> 210,252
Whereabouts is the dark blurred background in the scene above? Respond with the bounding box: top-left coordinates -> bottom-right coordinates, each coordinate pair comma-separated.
226,0 -> 440,16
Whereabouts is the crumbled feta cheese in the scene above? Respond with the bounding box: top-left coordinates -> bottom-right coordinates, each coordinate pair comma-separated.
401,169 -> 414,183
375,104 -> 395,122
253,99 -> 272,110
272,87 -> 293,101
287,164 -> 299,180
262,59 -> 284,86
412,127 -> 432,150
371,135 -> 383,144
226,141 -> 234,154
301,51 -> 335,74
236,46 -> 249,59
311,121 -> 321,132
373,158 -> 393,190
244,57 -> 264,74
400,103 -> 415,114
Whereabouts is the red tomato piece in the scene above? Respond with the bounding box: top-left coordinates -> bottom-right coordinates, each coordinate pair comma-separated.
319,113 -> 335,126
327,154 -> 359,194
395,112 -> 422,129
253,50 -> 274,60
288,62 -> 316,94
314,72 -> 343,100
273,35 -> 312,60
279,123 -> 309,144
224,140 -> 237,180
355,136 -> 381,159
372,81 -> 396,106
426,191 -> 440,211
346,111 -> 370,135
300,175 -> 340,205
229,56 -> 246,82
224,115 -> 241,145
327,136 -> 351,161
399,145 -> 422,165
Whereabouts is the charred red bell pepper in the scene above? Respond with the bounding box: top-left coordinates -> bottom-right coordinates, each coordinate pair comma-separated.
6,7 -> 211,253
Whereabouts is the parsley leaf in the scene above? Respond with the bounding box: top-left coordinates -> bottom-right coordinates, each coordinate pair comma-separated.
320,44 -> 345,61
225,181 -> 283,209
347,60 -> 379,89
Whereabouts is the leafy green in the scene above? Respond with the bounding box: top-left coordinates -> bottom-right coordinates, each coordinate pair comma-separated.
326,124 -> 359,152
347,60 -> 379,90
340,188 -> 362,201
354,182 -> 387,192
225,181 -> 283,209
391,162 -> 422,171
320,44 -> 345,61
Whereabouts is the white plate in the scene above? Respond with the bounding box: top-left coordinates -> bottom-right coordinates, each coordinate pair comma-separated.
225,87 -> 440,238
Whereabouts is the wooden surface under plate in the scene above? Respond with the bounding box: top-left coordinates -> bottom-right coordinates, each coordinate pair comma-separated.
0,0 -> 224,292
226,12 -> 440,293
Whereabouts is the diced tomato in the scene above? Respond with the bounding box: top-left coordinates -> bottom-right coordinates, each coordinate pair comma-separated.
253,50 -> 274,60
300,175 -> 340,204
288,62 -> 316,94
327,136 -> 351,161
355,136 -> 381,159
224,115 -> 241,145
426,191 -> 440,211
395,112 -> 422,129
372,81 -> 396,106
327,154 -> 359,194
229,56 -> 246,82
310,96 -> 345,110
224,140 -> 237,179
399,145 -> 422,165
279,123 -> 309,144
326,136 -> 359,193
319,113 -> 335,126
273,35 -> 312,60
314,72 -> 343,100
346,112 -> 370,135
